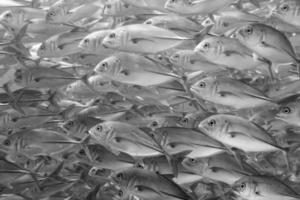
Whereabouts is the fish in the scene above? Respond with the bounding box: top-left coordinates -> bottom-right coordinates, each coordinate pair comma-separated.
236,23 -> 300,74
122,0 -> 169,12
275,95 -> 300,127
101,24 -> 194,54
198,114 -> 289,159
94,52 -> 177,86
194,35 -> 271,73
45,0 -> 103,24
164,0 -> 237,16
272,0 -> 300,28
103,0 -> 155,17
36,29 -> 89,57
150,126 -> 226,158
169,49 -> 227,72
88,121 -> 164,157
144,14 -> 203,33
182,153 -> 255,185
78,29 -> 115,55
190,76 -> 276,110
111,167 -> 192,200
233,175 -> 300,200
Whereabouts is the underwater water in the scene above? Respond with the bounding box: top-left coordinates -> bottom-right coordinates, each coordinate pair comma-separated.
0,0 -> 300,200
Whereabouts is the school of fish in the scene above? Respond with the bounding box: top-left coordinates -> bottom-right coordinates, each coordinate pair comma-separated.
1,0 -> 300,199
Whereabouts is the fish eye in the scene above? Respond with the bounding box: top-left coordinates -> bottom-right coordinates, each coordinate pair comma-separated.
157,55 -> 163,60
15,69 -> 22,80
135,186 -> 142,191
83,38 -> 89,44
245,26 -> 253,35
40,43 -> 45,50
3,139 -> 11,146
281,106 -> 291,114
168,143 -> 176,148
222,22 -> 229,27
203,42 -> 210,49
145,20 -> 152,24
116,172 -> 123,180
182,117 -> 189,124
102,62 -> 108,68
280,4 -> 289,12
198,81 -> 206,88
174,54 -> 179,58
48,11 -> 55,16
117,190 -> 123,197
4,12 -> 12,18
79,54 -> 86,59
208,119 -> 216,127
151,121 -> 158,127
67,120 -> 74,126
109,33 -> 116,38
124,3 -> 129,8
96,125 -> 103,132
78,149 -> 85,155
106,4 -> 111,9
97,168 -> 107,175
239,182 -> 246,191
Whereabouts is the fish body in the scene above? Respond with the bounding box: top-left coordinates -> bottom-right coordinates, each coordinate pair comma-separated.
95,53 -> 176,86
233,175 -> 300,200
194,35 -> 269,71
88,121 -> 163,157
164,0 -> 236,15
14,67 -> 80,89
101,24 -> 192,54
236,23 -> 299,67
198,114 -> 282,153
111,167 -> 192,200
272,0 -> 300,27
190,76 -> 275,110
152,127 -> 225,158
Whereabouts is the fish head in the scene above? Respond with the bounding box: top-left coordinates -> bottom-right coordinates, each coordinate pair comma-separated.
46,2 -> 65,23
89,75 -> 117,92
232,176 -> 254,199
89,166 -> 112,177
89,122 -> 114,142
169,50 -> 191,66
190,76 -> 216,100
197,115 -> 223,138
103,1 -> 132,16
36,42 -> 49,57
236,24 -> 261,47
94,56 -> 121,75
78,35 -> 94,52
182,157 -> 207,174
110,168 -> 132,186
164,0 -> 188,12
194,36 -> 218,60
0,10 -> 20,28
62,119 -> 79,133
14,68 -> 25,84
144,18 -> 155,25
102,29 -> 125,50
103,2 -> 117,16
276,101 -> 300,125
272,0 -> 298,22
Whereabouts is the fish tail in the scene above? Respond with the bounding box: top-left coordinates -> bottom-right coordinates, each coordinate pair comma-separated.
193,25 -> 213,44
2,83 -> 25,115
